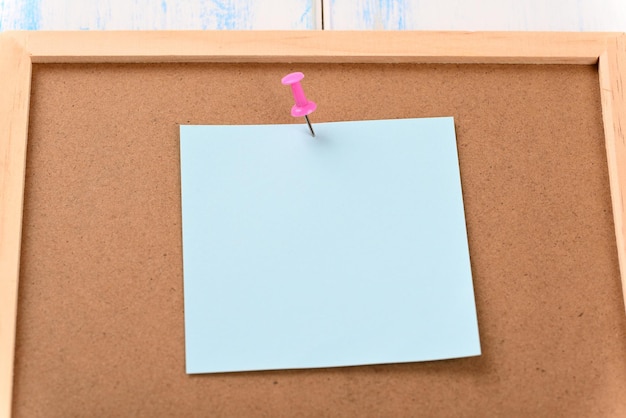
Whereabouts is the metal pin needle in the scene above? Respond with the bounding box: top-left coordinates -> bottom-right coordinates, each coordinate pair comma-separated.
304,115 -> 316,137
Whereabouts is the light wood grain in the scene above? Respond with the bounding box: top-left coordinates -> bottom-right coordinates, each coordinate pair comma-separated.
0,33 -> 32,418
7,30 -> 616,64
0,0 -> 319,30
599,35 -> 626,307
3,0 -> 626,32
325,0 -> 626,31
1,30 -> 625,418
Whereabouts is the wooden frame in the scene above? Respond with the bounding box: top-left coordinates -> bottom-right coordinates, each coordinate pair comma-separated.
0,31 -> 624,417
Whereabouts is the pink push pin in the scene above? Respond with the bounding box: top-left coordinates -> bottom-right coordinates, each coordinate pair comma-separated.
281,72 -> 317,137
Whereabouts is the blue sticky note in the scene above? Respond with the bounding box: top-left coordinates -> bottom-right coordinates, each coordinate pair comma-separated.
180,117 -> 480,374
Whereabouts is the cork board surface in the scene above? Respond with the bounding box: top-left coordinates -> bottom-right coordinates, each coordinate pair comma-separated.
13,62 -> 626,417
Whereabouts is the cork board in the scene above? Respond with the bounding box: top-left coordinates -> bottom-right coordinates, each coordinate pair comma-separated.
1,32 -> 626,418
7,60 -> 625,417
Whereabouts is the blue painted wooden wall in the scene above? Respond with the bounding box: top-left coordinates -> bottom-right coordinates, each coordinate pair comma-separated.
1,0 -> 625,31
0,0 -> 318,30
327,0 -> 626,31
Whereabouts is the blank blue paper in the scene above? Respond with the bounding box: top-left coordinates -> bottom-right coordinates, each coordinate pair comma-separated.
180,117 -> 480,374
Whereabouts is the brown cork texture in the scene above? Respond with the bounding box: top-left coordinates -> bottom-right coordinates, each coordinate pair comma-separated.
12,63 -> 626,417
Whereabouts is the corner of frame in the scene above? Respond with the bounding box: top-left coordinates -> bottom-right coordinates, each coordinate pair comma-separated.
0,31 -> 30,56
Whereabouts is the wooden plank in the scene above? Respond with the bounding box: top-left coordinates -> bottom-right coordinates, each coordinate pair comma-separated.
599,34 -> 626,309
0,0 -> 319,30
324,0 -> 626,31
9,30 -> 615,64
0,0 -> 43,30
0,33 -> 32,418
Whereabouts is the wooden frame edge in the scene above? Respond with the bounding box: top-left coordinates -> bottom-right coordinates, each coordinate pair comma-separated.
599,34 -> 626,306
0,31 -> 624,418
0,32 -> 32,418
3,31 -> 619,64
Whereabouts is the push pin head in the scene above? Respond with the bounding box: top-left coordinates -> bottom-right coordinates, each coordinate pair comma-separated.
282,72 -> 317,137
